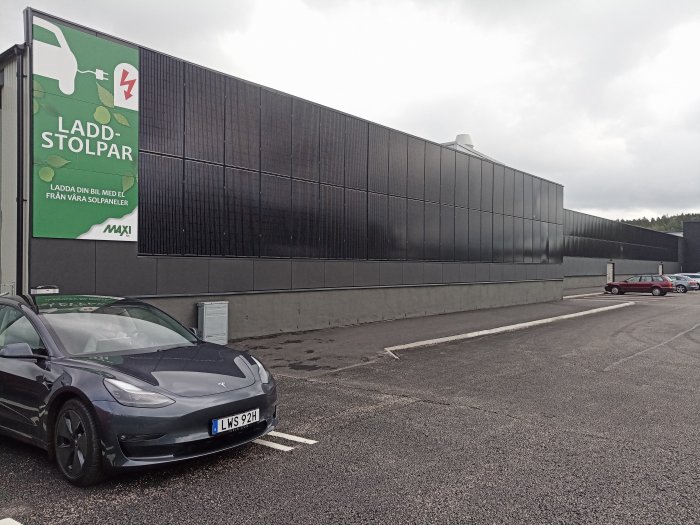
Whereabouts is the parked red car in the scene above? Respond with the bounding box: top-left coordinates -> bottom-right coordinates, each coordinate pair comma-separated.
604,274 -> 674,296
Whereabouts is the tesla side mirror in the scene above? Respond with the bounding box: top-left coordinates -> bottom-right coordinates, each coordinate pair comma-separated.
0,342 -> 35,359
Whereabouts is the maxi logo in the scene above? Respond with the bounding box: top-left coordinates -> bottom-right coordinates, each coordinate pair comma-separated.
103,224 -> 132,237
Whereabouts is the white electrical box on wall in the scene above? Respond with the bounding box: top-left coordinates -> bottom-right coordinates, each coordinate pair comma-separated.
197,301 -> 229,345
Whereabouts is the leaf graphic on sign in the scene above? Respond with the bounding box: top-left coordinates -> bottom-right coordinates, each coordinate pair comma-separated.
122,175 -> 135,192
43,104 -> 60,117
97,83 -> 114,108
33,99 -> 39,114
33,79 -> 44,92
38,167 -> 55,182
34,88 -> 44,99
113,113 -> 130,127
94,106 -> 111,125
47,155 -> 70,169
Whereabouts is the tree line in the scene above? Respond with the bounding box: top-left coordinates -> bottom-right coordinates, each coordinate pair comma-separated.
622,213 -> 700,232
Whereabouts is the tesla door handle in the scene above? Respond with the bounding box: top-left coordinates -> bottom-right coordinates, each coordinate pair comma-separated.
41,378 -> 54,388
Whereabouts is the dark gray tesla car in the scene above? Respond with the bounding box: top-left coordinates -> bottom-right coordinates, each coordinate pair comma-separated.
0,294 -> 277,485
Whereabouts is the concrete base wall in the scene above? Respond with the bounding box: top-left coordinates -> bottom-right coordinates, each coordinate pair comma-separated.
563,275 -> 606,291
145,279 -> 563,340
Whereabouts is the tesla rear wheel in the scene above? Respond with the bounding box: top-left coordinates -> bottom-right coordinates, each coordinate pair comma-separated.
676,285 -> 687,293
651,287 -> 662,296
54,399 -> 103,486
610,286 -> 620,295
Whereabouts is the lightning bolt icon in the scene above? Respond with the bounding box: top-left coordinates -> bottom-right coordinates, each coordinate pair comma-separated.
120,69 -> 136,100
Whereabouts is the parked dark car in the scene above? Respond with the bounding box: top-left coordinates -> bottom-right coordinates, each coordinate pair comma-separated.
0,294 -> 277,486
604,275 -> 674,296
666,274 -> 699,293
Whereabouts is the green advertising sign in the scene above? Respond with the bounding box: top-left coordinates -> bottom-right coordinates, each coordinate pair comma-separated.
31,14 -> 139,241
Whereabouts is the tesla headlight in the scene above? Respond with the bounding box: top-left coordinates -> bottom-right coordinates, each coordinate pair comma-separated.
104,378 -> 175,408
251,356 -> 271,384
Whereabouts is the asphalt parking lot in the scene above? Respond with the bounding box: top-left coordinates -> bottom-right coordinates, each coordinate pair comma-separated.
2,290 -> 700,524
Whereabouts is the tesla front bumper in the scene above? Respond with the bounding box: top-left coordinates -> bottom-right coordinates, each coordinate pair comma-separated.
92,382 -> 277,470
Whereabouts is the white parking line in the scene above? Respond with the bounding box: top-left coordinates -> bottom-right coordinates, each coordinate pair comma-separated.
0,519 -> 23,525
604,321 -> 700,371
564,292 -> 604,299
385,302 -> 635,352
252,439 -> 294,452
268,431 -> 318,445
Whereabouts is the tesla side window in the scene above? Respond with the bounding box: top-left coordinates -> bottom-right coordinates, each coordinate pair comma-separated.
0,306 -> 45,351
40,303 -> 198,356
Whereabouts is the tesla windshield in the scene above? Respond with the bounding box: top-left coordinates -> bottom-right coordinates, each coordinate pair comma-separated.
38,299 -> 197,355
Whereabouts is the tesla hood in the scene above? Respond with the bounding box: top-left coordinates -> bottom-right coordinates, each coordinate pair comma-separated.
75,343 -> 257,397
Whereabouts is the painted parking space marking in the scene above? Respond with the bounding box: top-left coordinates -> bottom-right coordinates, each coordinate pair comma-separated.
604,321 -> 700,371
268,431 -> 318,444
0,519 -> 24,525
253,431 -> 318,451
564,292 -> 605,299
253,439 -> 294,452
385,302 -> 636,352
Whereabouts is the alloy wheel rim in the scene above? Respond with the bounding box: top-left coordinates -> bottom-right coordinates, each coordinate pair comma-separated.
55,409 -> 87,477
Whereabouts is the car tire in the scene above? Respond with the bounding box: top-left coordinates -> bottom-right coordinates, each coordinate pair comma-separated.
54,399 -> 104,486
610,286 -> 620,295
676,285 -> 687,293
651,287 -> 662,296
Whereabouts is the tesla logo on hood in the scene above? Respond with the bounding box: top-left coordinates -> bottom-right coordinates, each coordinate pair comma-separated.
218,382 -> 226,388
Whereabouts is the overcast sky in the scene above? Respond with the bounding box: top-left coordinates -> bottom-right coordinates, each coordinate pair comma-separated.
3,0 -> 699,220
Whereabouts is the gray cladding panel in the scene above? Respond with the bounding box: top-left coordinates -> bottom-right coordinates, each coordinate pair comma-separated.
459,263 -> 476,283
403,262 -> 424,284
379,262 -> 403,286
254,259 -> 292,291
424,262 -> 442,284
156,257 -> 209,295
208,259 -> 254,292
442,263 -> 460,283
354,261 -> 380,286
474,263 -> 490,282
30,239 -> 96,294
96,242 -> 157,296
292,260 -> 325,289
324,261 -> 354,288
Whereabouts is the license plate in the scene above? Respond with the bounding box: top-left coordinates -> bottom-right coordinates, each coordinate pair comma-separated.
211,408 -> 259,435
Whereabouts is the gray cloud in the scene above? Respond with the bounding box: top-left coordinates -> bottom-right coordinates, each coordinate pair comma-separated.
3,0 -> 699,220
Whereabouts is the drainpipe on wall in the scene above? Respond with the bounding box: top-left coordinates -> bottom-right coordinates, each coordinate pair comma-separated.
15,44 -> 26,295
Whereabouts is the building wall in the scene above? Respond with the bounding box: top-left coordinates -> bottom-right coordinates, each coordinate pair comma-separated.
145,279 -> 563,340
562,209 -> 681,292
136,49 -> 565,264
22,19 -> 684,338
28,41 -> 567,337
563,256 -> 681,291
683,221 -> 700,271
564,209 -> 679,262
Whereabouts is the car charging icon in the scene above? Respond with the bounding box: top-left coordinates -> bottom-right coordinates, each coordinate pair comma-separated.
33,17 -> 138,110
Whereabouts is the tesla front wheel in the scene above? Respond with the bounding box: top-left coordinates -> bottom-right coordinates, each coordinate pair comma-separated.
54,399 -> 104,486
676,285 -> 687,293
